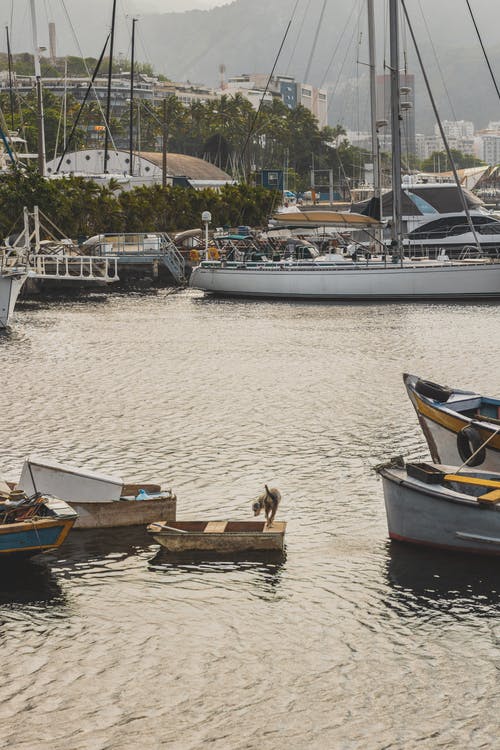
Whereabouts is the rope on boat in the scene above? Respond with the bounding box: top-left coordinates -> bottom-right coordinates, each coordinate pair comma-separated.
456,424 -> 500,473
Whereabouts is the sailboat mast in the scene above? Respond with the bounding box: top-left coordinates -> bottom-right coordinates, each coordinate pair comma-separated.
389,0 -> 402,250
367,0 -> 380,210
5,26 -> 15,131
104,0 -> 117,174
129,17 -> 137,177
29,0 -> 46,176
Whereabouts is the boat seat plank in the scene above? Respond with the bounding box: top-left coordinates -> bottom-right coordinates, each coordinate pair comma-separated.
474,413 -> 500,426
478,489 -> 500,504
444,474 -> 500,489
205,521 -> 227,533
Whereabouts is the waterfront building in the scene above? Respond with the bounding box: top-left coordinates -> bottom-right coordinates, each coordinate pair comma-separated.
478,134 -> 500,166
224,73 -> 328,128
45,149 -> 234,189
438,120 -> 475,139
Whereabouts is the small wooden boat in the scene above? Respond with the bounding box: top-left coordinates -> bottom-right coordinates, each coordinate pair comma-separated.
0,493 -> 77,557
377,457 -> 500,555
14,457 -> 176,529
404,373 -> 500,471
147,520 -> 286,554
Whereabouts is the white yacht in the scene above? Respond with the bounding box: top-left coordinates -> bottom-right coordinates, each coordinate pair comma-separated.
0,266 -> 28,328
353,180 -> 500,258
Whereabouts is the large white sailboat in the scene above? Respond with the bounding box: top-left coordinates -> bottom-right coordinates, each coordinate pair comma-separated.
190,0 -> 500,301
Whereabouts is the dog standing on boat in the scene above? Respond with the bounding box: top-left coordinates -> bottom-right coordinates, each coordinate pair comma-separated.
252,485 -> 281,526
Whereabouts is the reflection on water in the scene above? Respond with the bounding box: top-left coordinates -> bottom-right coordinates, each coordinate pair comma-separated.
1,291 -> 500,748
58,526 -> 153,564
0,558 -> 65,609
149,550 -> 287,598
385,540 -> 500,618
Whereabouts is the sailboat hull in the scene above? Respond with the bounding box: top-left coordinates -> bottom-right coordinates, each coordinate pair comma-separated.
0,272 -> 27,327
190,261 -> 500,300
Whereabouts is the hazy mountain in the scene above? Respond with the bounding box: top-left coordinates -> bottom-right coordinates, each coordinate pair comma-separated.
4,0 -> 500,132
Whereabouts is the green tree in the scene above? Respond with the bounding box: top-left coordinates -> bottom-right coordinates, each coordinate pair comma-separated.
420,149 -> 485,172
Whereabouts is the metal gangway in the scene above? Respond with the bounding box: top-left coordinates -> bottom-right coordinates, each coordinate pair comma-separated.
83,232 -> 186,285
3,207 -> 119,284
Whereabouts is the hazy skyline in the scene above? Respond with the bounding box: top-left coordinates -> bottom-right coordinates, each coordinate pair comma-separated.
1,0 -> 499,133
132,0 -> 233,10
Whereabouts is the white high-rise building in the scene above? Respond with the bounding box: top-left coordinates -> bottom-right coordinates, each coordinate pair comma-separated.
480,135 -> 500,165
436,120 -> 474,139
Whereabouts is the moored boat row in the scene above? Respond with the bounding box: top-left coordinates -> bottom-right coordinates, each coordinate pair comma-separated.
0,457 -> 286,559
377,373 -> 500,556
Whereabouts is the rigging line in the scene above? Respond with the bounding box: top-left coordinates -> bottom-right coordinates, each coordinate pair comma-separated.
319,0 -> 360,89
401,0 -> 482,254
59,0 -> 118,153
239,2 -> 299,169
416,0 -> 458,122
285,0 -> 312,75
136,24 -> 156,74
465,0 -> 500,102
55,33 -> 111,172
326,2 -> 363,120
304,0 -> 328,83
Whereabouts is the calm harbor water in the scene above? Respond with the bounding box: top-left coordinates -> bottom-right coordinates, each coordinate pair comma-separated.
1,289 -> 500,749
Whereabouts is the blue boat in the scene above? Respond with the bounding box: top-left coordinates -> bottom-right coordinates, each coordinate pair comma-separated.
0,494 -> 77,557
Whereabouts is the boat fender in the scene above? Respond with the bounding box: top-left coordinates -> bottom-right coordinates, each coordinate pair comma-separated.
457,425 -> 486,466
414,378 -> 452,402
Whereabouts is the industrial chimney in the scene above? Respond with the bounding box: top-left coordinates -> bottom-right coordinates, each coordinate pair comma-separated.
48,21 -> 56,62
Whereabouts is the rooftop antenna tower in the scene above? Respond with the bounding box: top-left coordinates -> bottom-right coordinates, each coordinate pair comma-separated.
219,63 -> 227,91
49,21 -> 56,63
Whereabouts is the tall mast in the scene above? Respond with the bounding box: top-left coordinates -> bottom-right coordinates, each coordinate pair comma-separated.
129,18 -> 137,177
29,0 -> 46,176
104,0 -> 117,174
5,26 -> 15,130
367,0 -> 382,231
389,0 -> 402,250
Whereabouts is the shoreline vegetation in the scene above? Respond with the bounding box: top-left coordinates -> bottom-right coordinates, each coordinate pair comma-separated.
0,171 -> 280,239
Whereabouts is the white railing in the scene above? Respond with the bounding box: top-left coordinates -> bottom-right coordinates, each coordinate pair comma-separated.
29,254 -> 118,282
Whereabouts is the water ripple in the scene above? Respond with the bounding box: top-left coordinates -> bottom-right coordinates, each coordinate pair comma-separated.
1,292 -> 500,748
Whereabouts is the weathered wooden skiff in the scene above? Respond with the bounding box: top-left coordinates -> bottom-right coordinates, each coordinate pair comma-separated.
147,520 -> 286,554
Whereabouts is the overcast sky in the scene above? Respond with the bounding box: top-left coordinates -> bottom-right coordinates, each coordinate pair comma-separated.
135,0 -> 233,9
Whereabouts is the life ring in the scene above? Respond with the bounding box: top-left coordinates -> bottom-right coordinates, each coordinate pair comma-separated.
457,425 -> 486,466
414,378 -> 452,402
189,249 -> 200,263
207,246 -> 219,261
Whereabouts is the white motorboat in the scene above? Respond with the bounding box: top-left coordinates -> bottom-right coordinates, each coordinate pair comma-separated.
377,458 -> 500,556
16,457 -> 176,529
0,268 -> 28,328
353,180 -> 500,258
